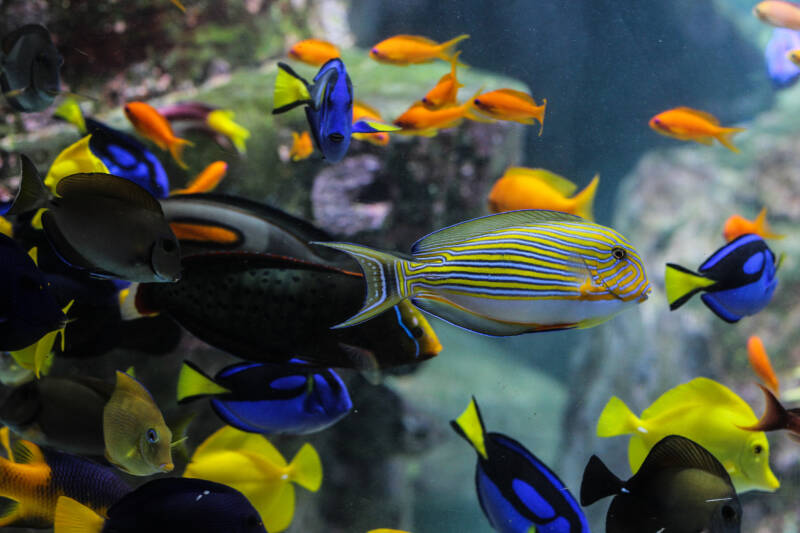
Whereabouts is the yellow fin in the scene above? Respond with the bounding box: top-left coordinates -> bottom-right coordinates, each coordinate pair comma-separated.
715,127 -> 745,153
273,64 -> 311,112
753,207 -> 784,240
0,428 -> 11,460
191,426 -> 287,466
572,174 -> 599,221
674,106 -> 720,125
27,247 -> 38,265
596,396 -> 640,437
288,443 -> 322,492
53,98 -> 87,134
504,167 -> 577,196
0,217 -> 12,237
54,496 -> 105,533
451,397 -> 488,460
437,34 -> 470,63
44,135 -> 109,193
176,361 -> 231,402
641,377 -> 754,421
664,264 -> 715,308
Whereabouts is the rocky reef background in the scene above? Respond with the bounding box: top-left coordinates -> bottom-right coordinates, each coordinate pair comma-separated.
0,1 -> 798,532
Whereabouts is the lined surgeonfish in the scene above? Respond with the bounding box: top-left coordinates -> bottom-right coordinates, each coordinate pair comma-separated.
665,233 -> 780,323
176,359 -> 352,435
451,397 -> 590,533
314,209 -> 651,336
272,58 -> 399,162
581,435 -> 741,533
0,24 -> 63,112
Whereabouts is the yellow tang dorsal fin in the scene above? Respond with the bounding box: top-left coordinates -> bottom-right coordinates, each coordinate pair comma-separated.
505,167 -> 577,197
641,377 -> 755,421
11,439 -> 45,465
452,397 -> 488,460
674,107 -> 720,126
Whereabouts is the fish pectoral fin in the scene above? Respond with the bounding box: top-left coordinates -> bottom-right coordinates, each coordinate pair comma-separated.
54,496 -> 105,533
11,440 -> 45,465
0,497 -> 20,527
352,120 -> 401,134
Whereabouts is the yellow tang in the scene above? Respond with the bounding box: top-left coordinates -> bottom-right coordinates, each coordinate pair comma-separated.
183,426 -> 322,533
596,377 -> 779,493
102,371 -> 173,476
44,135 -> 109,194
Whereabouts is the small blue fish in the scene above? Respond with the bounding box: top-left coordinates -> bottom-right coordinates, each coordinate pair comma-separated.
0,234 -> 65,351
451,397 -> 590,533
176,360 -> 352,435
765,28 -> 800,88
665,234 -> 779,323
272,59 -> 398,162
0,24 -> 63,112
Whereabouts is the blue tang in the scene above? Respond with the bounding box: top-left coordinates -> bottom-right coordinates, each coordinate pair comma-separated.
272,58 -> 398,162
665,233 -> 779,323
765,28 -> 800,89
0,24 -> 63,112
0,233 -> 66,351
451,398 -> 590,533
176,360 -> 352,435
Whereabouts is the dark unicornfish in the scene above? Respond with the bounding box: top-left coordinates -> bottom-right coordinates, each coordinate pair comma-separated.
0,24 -> 63,112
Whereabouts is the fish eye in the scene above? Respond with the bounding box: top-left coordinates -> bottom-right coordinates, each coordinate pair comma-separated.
161,238 -> 177,253
146,428 -> 159,443
411,326 -> 424,338
329,133 -> 345,143
612,247 -> 627,260
721,504 -> 738,522
753,443 -> 763,455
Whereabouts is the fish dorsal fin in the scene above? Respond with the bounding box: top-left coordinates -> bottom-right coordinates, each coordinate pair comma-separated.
493,88 -> 538,106
411,210 -> 584,255
674,107 -> 719,125
395,34 -> 439,46
635,435 -> 731,483
641,377 -> 752,421
192,426 -> 287,467
11,439 -> 45,465
55,173 -> 162,214
505,167 -> 577,196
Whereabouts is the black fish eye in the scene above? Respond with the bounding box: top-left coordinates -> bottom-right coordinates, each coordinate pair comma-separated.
146,428 -> 159,443
329,133 -> 345,143
753,444 -> 763,454
411,326 -> 424,338
612,247 -> 627,260
161,239 -> 177,253
721,504 -> 738,521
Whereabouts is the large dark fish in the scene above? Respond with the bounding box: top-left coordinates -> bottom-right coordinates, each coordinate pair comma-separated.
0,24 -> 63,112
128,252 -> 441,369
6,155 -> 181,283
581,435 -> 742,533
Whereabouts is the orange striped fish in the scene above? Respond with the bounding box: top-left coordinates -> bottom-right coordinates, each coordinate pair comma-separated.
748,335 -> 779,394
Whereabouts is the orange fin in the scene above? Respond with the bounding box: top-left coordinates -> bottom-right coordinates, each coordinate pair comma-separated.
674,106 -> 720,125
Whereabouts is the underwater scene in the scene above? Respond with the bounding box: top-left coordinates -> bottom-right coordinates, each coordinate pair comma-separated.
1,0 -> 800,531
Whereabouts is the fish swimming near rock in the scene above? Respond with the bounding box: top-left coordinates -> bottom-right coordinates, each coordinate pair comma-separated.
596,376 -> 779,493
314,210 -> 650,336
176,359 -> 353,435
765,28 -> 800,87
288,38 -> 340,66
473,89 -> 547,135
0,24 -> 63,112
748,336 -> 779,394
393,88 -> 485,136
289,131 -> 314,161
158,101 -> 251,154
487,167 -> 598,220
54,477 -> 266,533
722,207 -> 784,242
272,59 -> 398,162
369,34 -> 469,65
452,397 -> 590,533
6,155 -> 181,283
755,0 -> 800,30
124,101 -> 194,169
581,435 -> 742,533
421,51 -> 464,109
665,234 -> 779,323
649,107 -> 745,152
183,425 -> 321,533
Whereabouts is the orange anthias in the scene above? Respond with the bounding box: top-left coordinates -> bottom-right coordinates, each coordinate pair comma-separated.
124,101 -> 194,169
353,101 -> 390,146
723,207 -> 785,242
369,34 -> 469,65
393,90 -> 482,136
288,38 -> 340,66
648,107 -> 745,152
421,51 -> 464,109
754,0 -> 800,30
473,89 -> 547,135
289,131 -> 314,161
171,161 -> 228,195
748,335 -> 779,395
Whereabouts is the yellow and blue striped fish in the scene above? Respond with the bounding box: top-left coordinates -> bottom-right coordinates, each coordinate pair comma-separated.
314,210 -> 651,336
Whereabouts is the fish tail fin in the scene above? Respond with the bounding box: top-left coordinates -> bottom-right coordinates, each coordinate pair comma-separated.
664,263 -> 715,310
572,174 -> 599,221
176,360 -> 231,403
739,384 -> 789,432
273,62 -> 312,114
450,396 -> 488,460
754,207 -> 785,239
288,443 -> 323,492
168,137 -> 194,170
7,155 -> 49,216
536,98 -> 547,136
580,455 -> 624,506
309,242 -> 409,328
54,496 -> 105,533
53,98 -> 87,134
716,127 -> 745,153
437,34 -> 470,64
596,396 -> 641,437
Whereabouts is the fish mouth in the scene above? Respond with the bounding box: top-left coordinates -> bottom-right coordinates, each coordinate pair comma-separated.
160,462 -> 174,472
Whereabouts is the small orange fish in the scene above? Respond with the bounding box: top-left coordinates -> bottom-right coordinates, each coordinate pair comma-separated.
421,51 -> 464,109
353,101 -> 390,146
290,131 -> 313,161
488,168 -> 599,221
393,90 -> 482,136
648,107 -> 745,152
473,89 -> 547,135
369,34 -> 469,65
749,336 -> 780,395
754,1 -> 800,30
171,161 -> 228,195
124,101 -> 194,169
288,38 -> 340,66
723,207 -> 785,242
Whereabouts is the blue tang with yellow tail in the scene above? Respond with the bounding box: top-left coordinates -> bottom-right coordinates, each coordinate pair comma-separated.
665,233 -> 779,323
272,58 -> 399,162
314,210 -> 651,336
0,24 -> 63,112
176,359 -> 352,435
451,397 -> 590,533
